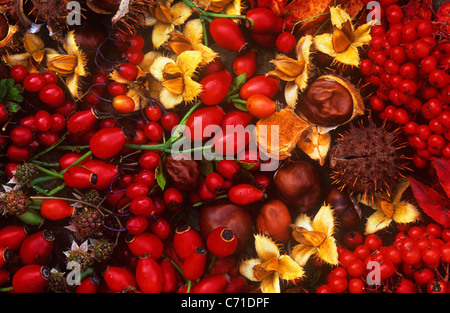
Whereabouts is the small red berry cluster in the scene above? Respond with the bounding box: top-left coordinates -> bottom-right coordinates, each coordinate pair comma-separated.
317,223 -> 450,293
361,2 -> 450,169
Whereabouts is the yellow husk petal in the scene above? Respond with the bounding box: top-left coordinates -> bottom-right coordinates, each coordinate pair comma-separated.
65,72 -> 81,99
353,23 -> 373,48
291,244 -> 316,266
329,6 -> 353,31
3,52 -> 30,69
139,51 -> 163,73
365,210 -> 392,235
159,86 -> 184,109
150,56 -> 176,81
161,77 -> 184,95
392,179 -> 411,205
313,33 -> 335,57
316,237 -> 339,265
293,212 -> 313,230
170,1 -> 193,26
291,227 -> 327,247
64,31 -> 80,57
239,258 -> 262,281
268,68 -> 297,82
23,33 -> 44,53
182,75 -> 202,102
284,81 -> 299,109
312,204 -> 335,236
184,19 -> 203,46
277,255 -> 304,280
260,273 -> 280,293
392,202 -> 421,225
297,126 -> 330,166
176,50 -> 202,77
46,54 -> 77,75
333,44 -> 361,67
377,200 -> 395,219
152,22 -> 175,49
225,0 -> 242,16
31,50 -> 45,64
270,57 -> 305,78
294,71 -> 309,93
194,43 -> 218,66
254,234 -> 280,262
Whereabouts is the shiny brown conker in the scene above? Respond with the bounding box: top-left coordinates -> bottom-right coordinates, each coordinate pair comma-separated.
256,199 -> 292,242
199,200 -> 253,252
325,187 -> 360,230
297,78 -> 353,127
273,160 -> 322,212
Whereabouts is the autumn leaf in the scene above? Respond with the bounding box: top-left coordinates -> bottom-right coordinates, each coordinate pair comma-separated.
436,2 -> 450,35
431,158 -> 450,199
409,176 -> 450,228
403,0 -> 434,22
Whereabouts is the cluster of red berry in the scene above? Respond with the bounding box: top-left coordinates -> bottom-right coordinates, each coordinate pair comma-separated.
317,222 -> 450,293
361,2 -> 450,169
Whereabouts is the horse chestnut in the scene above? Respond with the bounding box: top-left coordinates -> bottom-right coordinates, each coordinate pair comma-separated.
273,160 -> 322,211
297,77 -> 354,127
326,188 -> 361,230
256,199 -> 292,242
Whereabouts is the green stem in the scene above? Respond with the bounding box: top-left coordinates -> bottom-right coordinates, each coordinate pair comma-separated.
181,0 -> 245,20
16,210 -> 43,226
80,268 -> 94,281
186,280 -> 192,293
0,286 -> 13,293
31,160 -> 60,167
35,165 -> 64,180
47,183 -> 66,196
165,144 -> 213,154
32,132 -> 69,160
208,255 -> 217,274
231,98 -> 247,105
32,185 -> 51,196
55,145 -> 90,151
30,175 -> 55,187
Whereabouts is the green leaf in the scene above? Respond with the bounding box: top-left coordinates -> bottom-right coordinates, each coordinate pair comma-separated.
155,156 -> 167,190
226,73 -> 247,100
232,101 -> 248,112
0,79 -> 8,100
5,101 -> 20,113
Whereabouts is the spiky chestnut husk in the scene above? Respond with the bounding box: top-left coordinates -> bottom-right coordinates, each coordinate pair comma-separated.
73,208 -> 104,240
66,249 -> 93,272
46,272 -> 73,293
329,118 -> 410,201
91,239 -> 115,262
0,190 -> 29,215
14,163 -> 39,185
0,13 -> 20,55
87,0 -> 156,35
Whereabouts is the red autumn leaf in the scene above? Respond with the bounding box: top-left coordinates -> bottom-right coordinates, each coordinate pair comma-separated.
409,176 -> 450,228
431,158 -> 450,199
403,0 -> 434,22
436,2 -> 450,35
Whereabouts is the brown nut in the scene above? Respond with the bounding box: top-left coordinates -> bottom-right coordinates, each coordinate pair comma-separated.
164,155 -> 201,191
256,199 -> 292,242
297,78 -> 353,127
199,200 -> 253,252
326,188 -> 361,230
273,160 -> 322,212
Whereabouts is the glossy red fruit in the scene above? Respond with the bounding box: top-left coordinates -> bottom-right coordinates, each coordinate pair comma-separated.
39,83 -> 65,107
245,8 -> 283,34
209,18 -> 247,52
19,230 -> 54,265
200,70 -> 233,106
181,246 -> 207,280
276,31 -> 296,54
89,127 -> 127,159
207,226 -> 238,257
75,276 -> 100,293
163,187 -> 184,212
83,159 -> 118,191
239,75 -> 280,100
246,94 -> 278,119
58,152 -> 90,169
205,172 -> 226,195
6,144 -> 30,163
150,214 -> 171,240
173,225 -> 204,261
10,65 -> 29,83
227,184 -> 264,206
103,266 -> 137,293
12,265 -> 51,293
343,231 -> 364,250
185,105 -> 224,141
34,110 -> 53,132
129,196 -> 155,217
40,199 -> 75,221
192,273 -> 230,293
220,110 -> 253,129
116,63 -> 138,81
201,58 -> 225,78
395,278 -> 417,293
427,279 -> 448,293
126,232 -> 164,259
232,50 -> 257,78
0,225 -> 29,251
10,126 -> 33,147
112,95 -> 135,113
136,254 -> 164,293
217,159 -> 240,180
63,165 -> 95,189
126,215 -> 149,235
23,73 -> 46,92
160,258 -> 179,293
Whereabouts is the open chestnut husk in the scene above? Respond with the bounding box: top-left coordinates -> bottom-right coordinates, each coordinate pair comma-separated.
296,75 -> 364,129
273,160 -> 322,212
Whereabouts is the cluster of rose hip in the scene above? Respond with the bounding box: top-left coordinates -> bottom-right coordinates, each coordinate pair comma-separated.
360,2 -> 450,169
317,222 -> 450,293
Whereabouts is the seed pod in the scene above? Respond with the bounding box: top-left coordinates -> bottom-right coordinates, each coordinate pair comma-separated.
207,226 -> 238,257
40,199 -> 74,221
172,225 -> 204,261
126,232 -> 164,259
160,258 -> 179,293
181,246 -> 207,280
227,183 -> 265,206
0,225 -> 29,251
